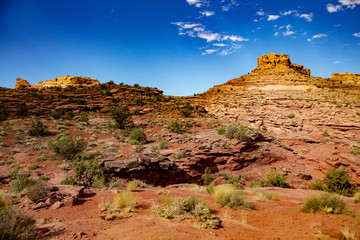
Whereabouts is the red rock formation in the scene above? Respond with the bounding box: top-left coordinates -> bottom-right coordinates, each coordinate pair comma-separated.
15,78 -> 31,90
32,76 -> 100,88
252,53 -> 311,75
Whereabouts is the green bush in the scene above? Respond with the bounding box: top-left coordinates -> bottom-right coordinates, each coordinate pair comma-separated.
48,135 -> 87,160
129,128 -> 147,144
80,112 -> 89,123
222,173 -> 245,189
323,168 -> 356,197
153,196 -> 219,229
260,170 -> 288,188
64,111 -> 74,120
27,117 -> 50,136
72,159 -> 107,188
0,208 -> 37,240
301,193 -> 347,214
110,106 -> 133,129
159,140 -> 169,149
180,102 -> 193,117
203,167 -> 215,185
11,174 -> 36,193
218,123 -> 248,141
169,120 -> 192,134
287,113 -> 295,118
25,181 -> 49,202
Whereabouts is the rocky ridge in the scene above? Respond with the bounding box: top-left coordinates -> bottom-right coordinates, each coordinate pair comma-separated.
15,76 -> 100,90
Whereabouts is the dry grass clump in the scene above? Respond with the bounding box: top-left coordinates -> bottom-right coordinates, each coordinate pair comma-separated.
354,192 -> 360,203
301,193 -> 347,214
212,185 -> 253,209
153,196 -> 220,229
0,208 -> 37,240
113,191 -> 137,212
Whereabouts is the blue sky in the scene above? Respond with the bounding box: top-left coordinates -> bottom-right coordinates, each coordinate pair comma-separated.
0,0 -> 359,96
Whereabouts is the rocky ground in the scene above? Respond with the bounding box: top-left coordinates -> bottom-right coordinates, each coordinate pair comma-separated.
0,54 -> 360,239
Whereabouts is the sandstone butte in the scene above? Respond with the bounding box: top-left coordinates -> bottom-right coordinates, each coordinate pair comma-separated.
14,75 -> 100,90
252,53 -> 311,75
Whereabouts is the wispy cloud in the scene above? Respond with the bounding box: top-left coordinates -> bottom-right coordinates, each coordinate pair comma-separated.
353,32 -> 360,37
300,13 -> 313,22
213,43 -> 227,47
202,49 -> 218,55
333,60 -> 341,64
274,24 -> 295,37
268,15 -> 280,21
326,0 -> 360,13
186,0 -> 209,8
307,33 -> 328,42
281,10 -> 298,16
256,10 -> 265,16
200,10 -> 215,17
222,35 -> 249,41
221,0 -> 239,11
198,32 -> 221,42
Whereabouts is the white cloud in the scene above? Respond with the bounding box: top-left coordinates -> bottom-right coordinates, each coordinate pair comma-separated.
339,0 -> 360,9
202,49 -> 218,55
300,13 -> 313,22
307,33 -> 328,42
256,11 -> 265,16
213,43 -> 227,47
274,32 -> 280,36
326,0 -> 360,12
268,15 -> 280,21
200,10 -> 215,17
283,24 -> 295,36
186,0 -> 209,8
326,3 -> 343,12
333,60 -> 341,64
222,35 -> 249,41
353,32 -> 360,37
281,10 -> 298,16
197,32 -> 221,42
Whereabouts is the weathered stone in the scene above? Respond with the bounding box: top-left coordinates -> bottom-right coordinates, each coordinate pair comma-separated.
15,78 -> 31,89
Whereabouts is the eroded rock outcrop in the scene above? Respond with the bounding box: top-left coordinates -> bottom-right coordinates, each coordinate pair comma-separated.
252,53 -> 311,75
32,76 -> 100,88
15,78 -> 31,90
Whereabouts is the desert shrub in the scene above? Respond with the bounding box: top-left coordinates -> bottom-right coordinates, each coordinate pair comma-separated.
310,179 -> 325,191
50,109 -> 65,120
287,113 -> 295,118
222,173 -> 245,189
218,123 -> 248,141
323,168 -> 356,197
11,174 -> 36,193
322,131 -> 330,137
169,120 -> 192,134
61,176 -> 75,186
260,170 -> 288,188
212,185 -> 253,209
180,102 -> 193,117
0,208 -> 37,240
113,191 -> 137,211
0,109 -> 9,122
27,117 -> 50,136
110,106 -> 133,129
14,104 -> 29,118
25,181 -> 49,202
354,192 -> 360,204
64,111 -> 74,120
176,149 -> 187,159
203,167 -> 215,185
153,196 -> 219,229
159,140 -> 169,149
80,112 -> 89,123
48,135 -> 87,160
129,128 -> 147,144
0,190 -> 7,209
72,159 -> 107,187
301,193 -> 347,214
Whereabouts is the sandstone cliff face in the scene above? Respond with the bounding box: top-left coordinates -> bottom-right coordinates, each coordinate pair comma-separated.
32,76 -> 100,88
15,78 -> 31,90
252,53 -> 311,75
